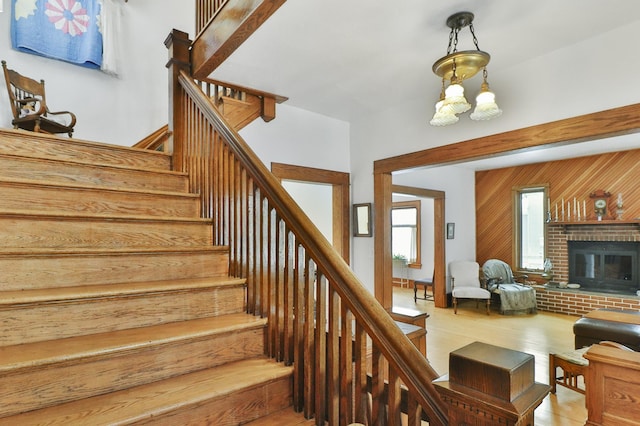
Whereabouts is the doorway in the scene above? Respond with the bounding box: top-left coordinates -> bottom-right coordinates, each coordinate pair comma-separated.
392,185 -> 446,308
271,162 -> 350,263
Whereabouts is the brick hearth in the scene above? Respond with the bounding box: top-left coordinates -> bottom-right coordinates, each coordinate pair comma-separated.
537,222 -> 640,315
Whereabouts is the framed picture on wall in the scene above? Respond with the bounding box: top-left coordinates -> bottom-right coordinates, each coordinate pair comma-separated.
447,222 -> 455,239
353,203 -> 372,237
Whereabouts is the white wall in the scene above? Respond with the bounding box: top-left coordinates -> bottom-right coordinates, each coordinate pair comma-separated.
282,180 -> 333,242
239,104 -> 350,173
0,0 -> 194,144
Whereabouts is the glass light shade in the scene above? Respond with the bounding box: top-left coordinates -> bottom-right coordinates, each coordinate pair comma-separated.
442,83 -> 470,114
470,86 -> 502,121
430,109 -> 459,126
430,99 -> 459,126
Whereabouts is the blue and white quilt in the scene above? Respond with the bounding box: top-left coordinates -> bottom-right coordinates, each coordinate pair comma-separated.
11,0 -> 103,69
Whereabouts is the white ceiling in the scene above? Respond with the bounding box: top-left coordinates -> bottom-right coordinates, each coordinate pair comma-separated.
210,0 -> 640,169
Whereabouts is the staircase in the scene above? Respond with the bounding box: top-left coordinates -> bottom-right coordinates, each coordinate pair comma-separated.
0,129 -> 296,425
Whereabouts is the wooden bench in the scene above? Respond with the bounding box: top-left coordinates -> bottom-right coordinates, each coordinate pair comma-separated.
549,346 -> 589,394
413,276 -> 433,302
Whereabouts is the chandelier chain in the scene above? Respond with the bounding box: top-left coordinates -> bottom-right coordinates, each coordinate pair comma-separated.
446,27 -> 455,55
452,27 -> 460,53
469,23 -> 481,51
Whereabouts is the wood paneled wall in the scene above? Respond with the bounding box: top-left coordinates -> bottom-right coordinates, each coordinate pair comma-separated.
475,149 -> 640,270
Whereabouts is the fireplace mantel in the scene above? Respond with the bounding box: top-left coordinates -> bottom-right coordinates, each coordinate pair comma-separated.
549,220 -> 640,227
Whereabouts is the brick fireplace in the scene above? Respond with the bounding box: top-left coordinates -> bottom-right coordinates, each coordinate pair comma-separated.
536,223 -> 640,315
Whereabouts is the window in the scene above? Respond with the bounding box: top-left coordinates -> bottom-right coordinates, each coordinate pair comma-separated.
391,200 -> 421,268
514,187 -> 547,270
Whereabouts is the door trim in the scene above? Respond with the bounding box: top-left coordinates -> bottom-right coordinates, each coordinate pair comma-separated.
271,162 -> 350,263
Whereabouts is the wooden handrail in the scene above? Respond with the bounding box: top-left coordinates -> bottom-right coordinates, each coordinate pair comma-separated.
197,77 -> 289,105
171,65 -> 448,424
132,124 -> 172,151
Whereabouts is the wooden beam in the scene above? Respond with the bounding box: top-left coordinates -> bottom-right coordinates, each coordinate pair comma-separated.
374,103 -> 640,174
191,0 -> 287,79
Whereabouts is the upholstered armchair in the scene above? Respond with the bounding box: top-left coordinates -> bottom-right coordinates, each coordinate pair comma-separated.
450,260 -> 491,315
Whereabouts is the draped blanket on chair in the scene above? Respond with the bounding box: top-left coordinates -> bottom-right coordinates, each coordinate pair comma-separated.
482,260 -> 537,315
11,0 -> 103,69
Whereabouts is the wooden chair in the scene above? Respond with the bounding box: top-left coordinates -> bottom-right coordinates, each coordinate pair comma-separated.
2,60 -> 76,137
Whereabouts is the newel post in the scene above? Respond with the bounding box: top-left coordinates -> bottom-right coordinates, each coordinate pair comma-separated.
164,29 -> 192,169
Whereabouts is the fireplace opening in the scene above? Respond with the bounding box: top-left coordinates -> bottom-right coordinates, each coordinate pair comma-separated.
568,241 -> 639,295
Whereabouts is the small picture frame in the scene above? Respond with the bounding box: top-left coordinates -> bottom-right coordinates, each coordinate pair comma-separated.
353,203 -> 372,237
446,222 -> 455,239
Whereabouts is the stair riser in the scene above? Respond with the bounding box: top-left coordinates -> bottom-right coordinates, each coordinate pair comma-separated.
138,376 -> 293,426
0,130 -> 171,170
0,182 -> 199,218
0,217 -> 212,250
0,286 -> 246,346
0,327 -> 266,418
0,251 -> 229,290
0,155 -> 188,193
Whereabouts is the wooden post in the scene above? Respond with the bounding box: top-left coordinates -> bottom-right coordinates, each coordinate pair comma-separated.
374,171 -> 393,310
164,29 -> 191,165
435,342 -> 550,425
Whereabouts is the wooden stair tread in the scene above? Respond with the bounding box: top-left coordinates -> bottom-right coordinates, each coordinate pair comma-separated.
0,176 -> 198,199
0,313 -> 264,373
0,129 -> 172,170
0,245 -> 227,256
0,209 -> 211,223
244,407 -> 316,425
0,208 -> 212,224
0,276 -> 245,306
0,152 -> 189,177
0,358 -> 292,425
0,128 -> 168,156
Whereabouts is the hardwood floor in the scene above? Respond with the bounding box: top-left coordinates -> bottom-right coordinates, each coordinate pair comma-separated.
394,287 -> 587,426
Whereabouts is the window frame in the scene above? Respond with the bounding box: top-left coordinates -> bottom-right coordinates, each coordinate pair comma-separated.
513,185 -> 548,272
391,200 -> 422,269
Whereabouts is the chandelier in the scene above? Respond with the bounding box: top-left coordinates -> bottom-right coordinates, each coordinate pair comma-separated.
430,12 -> 501,126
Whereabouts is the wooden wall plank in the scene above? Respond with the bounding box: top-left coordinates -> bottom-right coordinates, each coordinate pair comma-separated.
476,149 -> 640,269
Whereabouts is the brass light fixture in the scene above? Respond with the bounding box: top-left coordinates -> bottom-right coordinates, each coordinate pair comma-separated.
430,12 -> 501,126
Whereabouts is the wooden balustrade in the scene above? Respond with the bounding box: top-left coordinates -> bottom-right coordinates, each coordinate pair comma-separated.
166,29 -> 449,425
195,0 -> 227,34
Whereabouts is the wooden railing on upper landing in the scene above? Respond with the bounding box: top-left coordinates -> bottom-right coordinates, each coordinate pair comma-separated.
195,0 -> 226,34
166,29 -> 448,426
